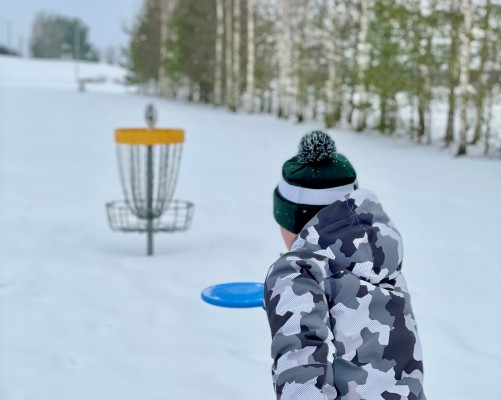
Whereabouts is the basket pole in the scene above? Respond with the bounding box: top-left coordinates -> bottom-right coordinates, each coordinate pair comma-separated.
145,103 -> 157,256
146,145 -> 154,255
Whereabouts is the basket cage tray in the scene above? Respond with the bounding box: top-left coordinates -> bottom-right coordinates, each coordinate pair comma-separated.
107,199 -> 194,233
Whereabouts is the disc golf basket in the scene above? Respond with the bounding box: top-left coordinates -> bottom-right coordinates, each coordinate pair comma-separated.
106,104 -> 194,255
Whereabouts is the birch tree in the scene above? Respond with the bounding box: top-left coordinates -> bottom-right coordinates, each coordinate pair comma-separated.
214,0 -> 224,105
457,0 -> 473,156
443,1 -> 462,147
225,0 -> 234,109
254,0 -> 277,113
325,0 -> 340,127
278,0 -> 291,118
231,0 -> 241,111
355,0 -> 370,131
417,0 -> 437,144
246,0 -> 256,112
125,0 -> 499,158
484,2 -> 501,155
291,0 -> 309,122
470,0 -> 492,145
341,0 -> 362,126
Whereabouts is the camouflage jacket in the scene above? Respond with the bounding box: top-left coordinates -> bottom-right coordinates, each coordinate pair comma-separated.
264,189 -> 425,400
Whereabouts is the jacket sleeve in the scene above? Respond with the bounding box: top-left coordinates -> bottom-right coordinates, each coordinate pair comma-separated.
264,253 -> 337,400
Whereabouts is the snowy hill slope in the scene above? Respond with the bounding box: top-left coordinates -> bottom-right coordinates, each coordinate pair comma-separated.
0,56 -> 500,400
0,55 -> 127,91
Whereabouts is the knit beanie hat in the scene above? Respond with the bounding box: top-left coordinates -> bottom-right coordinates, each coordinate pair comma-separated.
273,131 -> 357,234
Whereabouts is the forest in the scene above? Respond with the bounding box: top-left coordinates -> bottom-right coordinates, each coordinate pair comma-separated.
124,0 -> 501,156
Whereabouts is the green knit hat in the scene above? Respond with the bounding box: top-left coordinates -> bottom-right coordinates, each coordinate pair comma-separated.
273,131 -> 357,234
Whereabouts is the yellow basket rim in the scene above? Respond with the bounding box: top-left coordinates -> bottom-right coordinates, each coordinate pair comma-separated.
115,128 -> 184,145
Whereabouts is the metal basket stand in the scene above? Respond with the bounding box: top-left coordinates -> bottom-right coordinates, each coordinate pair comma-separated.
106,104 -> 194,255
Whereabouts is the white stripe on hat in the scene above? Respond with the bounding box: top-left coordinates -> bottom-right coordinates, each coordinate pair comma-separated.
278,179 -> 355,206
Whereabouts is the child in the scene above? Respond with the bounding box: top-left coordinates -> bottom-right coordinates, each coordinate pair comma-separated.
265,131 -> 425,400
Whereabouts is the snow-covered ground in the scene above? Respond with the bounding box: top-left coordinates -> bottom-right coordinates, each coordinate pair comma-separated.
0,55 -> 500,400
0,55 -> 127,92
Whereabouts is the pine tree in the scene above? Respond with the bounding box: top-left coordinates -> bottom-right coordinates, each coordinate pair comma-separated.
125,0 -> 162,86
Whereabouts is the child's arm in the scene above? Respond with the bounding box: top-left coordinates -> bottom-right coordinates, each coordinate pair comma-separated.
264,253 -> 337,400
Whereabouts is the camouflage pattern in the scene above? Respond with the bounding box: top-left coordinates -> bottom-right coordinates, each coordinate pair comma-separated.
265,189 -> 425,400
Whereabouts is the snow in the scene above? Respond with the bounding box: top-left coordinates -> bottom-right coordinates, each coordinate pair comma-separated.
0,55 -> 127,92
0,55 -> 500,400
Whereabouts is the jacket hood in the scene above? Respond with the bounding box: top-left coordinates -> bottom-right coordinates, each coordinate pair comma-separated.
290,189 -> 403,285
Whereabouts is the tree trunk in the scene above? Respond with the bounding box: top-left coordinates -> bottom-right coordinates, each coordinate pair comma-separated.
246,0 -> 255,112
214,0 -> 224,106
471,0 -> 491,145
187,78 -> 194,102
231,0 -> 241,112
420,0 -> 436,145
278,0 -> 290,119
444,1 -> 459,147
484,4 -> 498,156
379,96 -> 388,133
356,0 -> 370,132
325,0 -> 339,128
417,96 -> 425,143
421,63 -> 432,144
445,83 -> 456,146
484,84 -> 494,156
225,0 -> 234,109
457,0 -> 473,156
312,95 -> 318,120
472,89 -> 485,145
347,79 -> 356,125
294,0 -> 309,123
259,88 -> 265,112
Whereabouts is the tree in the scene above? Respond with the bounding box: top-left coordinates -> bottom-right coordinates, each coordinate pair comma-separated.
277,0 -> 292,118
232,0 -> 242,111
169,0 -> 217,102
214,0 -> 225,106
457,0 -> 473,156
441,1 -> 463,147
125,0 -> 162,86
483,1 -> 501,156
365,0 -> 413,135
30,12 -> 99,61
158,0 -> 178,97
413,0 -> 437,144
253,0 -> 278,113
292,0 -> 311,123
355,0 -> 370,131
246,0 -> 256,112
324,0 -> 340,128
225,0 -> 234,108
123,0 -> 500,158
470,0 -> 492,145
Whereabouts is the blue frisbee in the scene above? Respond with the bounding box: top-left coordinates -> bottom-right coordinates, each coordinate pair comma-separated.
201,282 -> 265,308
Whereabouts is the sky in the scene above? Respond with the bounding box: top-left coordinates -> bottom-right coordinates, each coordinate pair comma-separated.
0,0 -> 142,56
